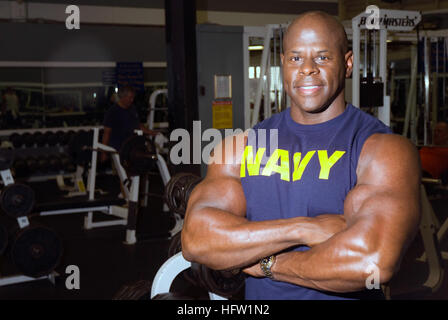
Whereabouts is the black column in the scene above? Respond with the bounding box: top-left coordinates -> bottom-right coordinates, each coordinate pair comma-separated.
165,0 -> 200,174
165,0 -> 199,133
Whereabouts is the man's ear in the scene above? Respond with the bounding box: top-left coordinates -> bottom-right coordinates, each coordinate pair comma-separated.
280,53 -> 284,66
345,50 -> 353,78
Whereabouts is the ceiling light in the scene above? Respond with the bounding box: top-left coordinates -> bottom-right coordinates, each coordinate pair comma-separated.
249,45 -> 264,51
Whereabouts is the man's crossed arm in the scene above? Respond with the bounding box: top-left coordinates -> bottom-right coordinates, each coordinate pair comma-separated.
182,133 -> 421,292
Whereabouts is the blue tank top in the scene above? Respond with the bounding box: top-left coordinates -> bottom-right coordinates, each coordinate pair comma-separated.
241,104 -> 392,300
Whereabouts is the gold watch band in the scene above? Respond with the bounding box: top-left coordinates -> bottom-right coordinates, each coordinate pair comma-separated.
260,255 -> 276,279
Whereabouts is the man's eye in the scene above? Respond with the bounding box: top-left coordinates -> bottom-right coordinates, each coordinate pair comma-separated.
290,56 -> 301,62
317,56 -> 329,61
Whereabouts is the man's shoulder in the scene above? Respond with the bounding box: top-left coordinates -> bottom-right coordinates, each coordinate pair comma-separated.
360,133 -> 419,172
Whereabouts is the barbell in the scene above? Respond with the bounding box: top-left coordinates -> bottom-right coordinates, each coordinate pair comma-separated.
68,131 -> 158,177
166,231 -> 245,299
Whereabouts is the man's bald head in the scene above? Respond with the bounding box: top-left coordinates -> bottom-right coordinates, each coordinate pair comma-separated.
283,11 -> 349,55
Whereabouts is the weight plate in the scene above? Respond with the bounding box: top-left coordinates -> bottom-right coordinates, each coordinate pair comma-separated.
11,225 -> 63,278
164,173 -> 202,216
0,183 -> 35,218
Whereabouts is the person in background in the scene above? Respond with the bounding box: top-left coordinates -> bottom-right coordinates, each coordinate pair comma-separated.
101,85 -> 158,162
1,87 -> 21,127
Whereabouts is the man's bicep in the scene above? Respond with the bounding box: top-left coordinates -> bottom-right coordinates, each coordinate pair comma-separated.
187,171 -> 246,218
344,134 -> 421,267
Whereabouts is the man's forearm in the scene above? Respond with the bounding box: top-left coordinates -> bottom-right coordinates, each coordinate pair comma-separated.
271,228 -> 374,293
182,208 -> 345,270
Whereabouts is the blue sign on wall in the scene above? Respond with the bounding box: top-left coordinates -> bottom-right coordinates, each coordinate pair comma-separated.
116,62 -> 144,92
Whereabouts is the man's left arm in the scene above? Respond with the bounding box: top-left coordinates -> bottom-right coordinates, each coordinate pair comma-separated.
244,134 -> 421,293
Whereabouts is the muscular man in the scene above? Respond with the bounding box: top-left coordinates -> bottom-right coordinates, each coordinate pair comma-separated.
182,11 -> 421,300
101,86 -> 157,161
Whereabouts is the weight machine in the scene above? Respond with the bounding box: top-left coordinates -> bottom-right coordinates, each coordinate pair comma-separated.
351,9 -> 422,127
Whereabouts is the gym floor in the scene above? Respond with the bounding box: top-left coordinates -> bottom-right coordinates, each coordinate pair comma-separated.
0,173 -> 447,300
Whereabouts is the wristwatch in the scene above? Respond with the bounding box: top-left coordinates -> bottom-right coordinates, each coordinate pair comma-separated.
260,255 -> 276,279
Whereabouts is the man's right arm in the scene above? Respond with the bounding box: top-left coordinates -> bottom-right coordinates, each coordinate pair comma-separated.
181,134 -> 346,270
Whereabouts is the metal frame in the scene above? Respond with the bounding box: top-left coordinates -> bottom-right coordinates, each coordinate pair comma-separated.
147,89 -> 168,130
414,184 -> 445,292
351,9 -> 422,127
0,272 -> 58,288
246,24 -> 289,129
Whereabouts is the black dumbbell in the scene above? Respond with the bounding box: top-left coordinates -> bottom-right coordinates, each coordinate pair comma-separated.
12,158 -> 29,178
60,154 -> 76,173
48,155 -> 62,172
9,133 -> 23,148
22,133 -> 34,148
33,132 -> 46,147
36,155 -> 50,173
25,156 -> 39,174
43,132 -> 58,147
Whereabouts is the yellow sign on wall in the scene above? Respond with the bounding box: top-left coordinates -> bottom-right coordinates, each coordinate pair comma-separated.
212,100 -> 233,129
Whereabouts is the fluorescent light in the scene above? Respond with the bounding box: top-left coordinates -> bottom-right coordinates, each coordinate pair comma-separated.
249,45 -> 264,51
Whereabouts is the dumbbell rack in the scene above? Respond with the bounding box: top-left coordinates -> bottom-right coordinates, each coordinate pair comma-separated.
0,126 -> 98,183
0,169 -> 58,287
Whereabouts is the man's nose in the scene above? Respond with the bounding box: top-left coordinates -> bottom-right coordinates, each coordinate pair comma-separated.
299,58 -> 319,76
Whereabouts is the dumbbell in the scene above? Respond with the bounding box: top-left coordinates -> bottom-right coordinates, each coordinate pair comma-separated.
9,133 -> 23,148
48,155 -> 62,172
43,132 -> 58,147
0,148 -> 14,171
36,155 -> 51,173
22,133 -> 35,148
165,230 -> 245,299
25,156 -> 39,174
12,158 -> 29,178
64,130 -> 77,145
60,154 -> 76,173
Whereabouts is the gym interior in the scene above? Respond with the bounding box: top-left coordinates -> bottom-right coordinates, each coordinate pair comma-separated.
0,0 -> 447,301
